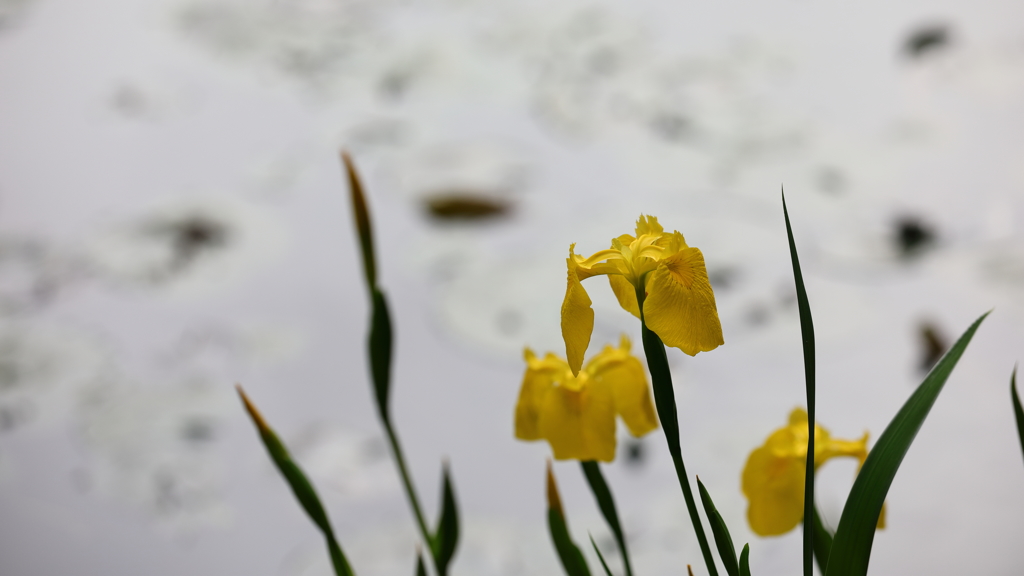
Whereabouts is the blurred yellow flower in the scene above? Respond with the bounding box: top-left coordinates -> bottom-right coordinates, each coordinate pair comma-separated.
561,215 -> 723,376
742,408 -> 885,536
515,335 -> 658,462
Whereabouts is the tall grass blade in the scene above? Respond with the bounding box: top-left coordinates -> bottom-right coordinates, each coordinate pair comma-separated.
237,386 -> 355,576
781,191 -> 815,576
697,477 -> 740,576
825,312 -> 988,576
581,461 -> 633,576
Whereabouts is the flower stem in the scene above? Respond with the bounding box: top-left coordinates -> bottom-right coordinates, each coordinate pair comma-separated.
635,287 -> 718,576
581,461 -> 634,576
382,417 -> 439,575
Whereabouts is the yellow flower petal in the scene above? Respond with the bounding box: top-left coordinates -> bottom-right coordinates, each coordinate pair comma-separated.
587,338 -> 657,437
742,439 -> 806,536
643,247 -> 723,355
562,245 -> 595,376
537,380 -> 616,462
743,408 -> 884,537
514,349 -> 559,440
609,274 -> 641,318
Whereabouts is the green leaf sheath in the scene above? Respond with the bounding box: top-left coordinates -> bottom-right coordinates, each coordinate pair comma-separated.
237,387 -> 355,576
1012,367 -> 1024,469
739,545 -> 751,576
826,312 -> 989,576
589,534 -> 615,576
432,464 -> 460,575
697,478 -> 740,576
636,286 -> 719,576
580,461 -> 633,576
810,505 -> 834,574
342,151 -> 376,288
781,192 -> 816,576
369,288 -> 393,419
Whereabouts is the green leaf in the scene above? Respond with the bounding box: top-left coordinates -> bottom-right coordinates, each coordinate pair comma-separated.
369,288 -> 393,419
237,386 -> 355,576
697,477 -> 740,576
589,534 -> 615,576
431,463 -> 460,575
825,312 -> 989,576
547,464 -> 592,576
782,191 -> 816,576
580,461 -> 633,576
1012,366 -> 1024,468
635,285 -> 719,576
810,505 -> 834,574
739,544 -> 751,576
342,152 -> 376,289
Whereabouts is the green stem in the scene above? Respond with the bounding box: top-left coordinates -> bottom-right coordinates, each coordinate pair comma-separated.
635,287 -> 718,576
382,418 -> 439,575
581,461 -> 634,576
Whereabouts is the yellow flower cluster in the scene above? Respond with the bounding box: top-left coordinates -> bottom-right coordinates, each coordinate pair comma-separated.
742,408 -> 884,536
514,336 -> 658,462
561,215 -> 723,376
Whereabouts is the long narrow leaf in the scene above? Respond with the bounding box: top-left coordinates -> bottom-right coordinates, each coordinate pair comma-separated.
825,312 -> 989,576
696,477 -> 739,576
237,386 -> 355,576
431,463 -> 460,575
369,288 -> 393,419
810,505 -> 834,574
1012,366 -> 1024,468
636,285 -> 719,576
782,192 -> 816,576
739,545 -> 751,576
547,463 -> 592,576
581,461 -> 633,576
589,534 -> 615,576
342,151 -> 376,288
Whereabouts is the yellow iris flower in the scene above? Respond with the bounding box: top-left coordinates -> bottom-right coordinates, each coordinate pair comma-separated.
561,215 -> 723,376
742,408 -> 885,536
514,335 -> 658,462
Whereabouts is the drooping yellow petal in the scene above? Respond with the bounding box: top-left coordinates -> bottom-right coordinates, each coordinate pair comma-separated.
586,338 -> 657,437
609,274 -> 641,318
514,349 -> 561,440
562,245 -> 595,376
537,380 -> 616,462
643,247 -> 724,355
742,438 -> 806,536
743,408 -> 884,537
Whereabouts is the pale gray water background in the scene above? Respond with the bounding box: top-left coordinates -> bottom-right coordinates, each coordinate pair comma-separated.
1,0 -> 1023,574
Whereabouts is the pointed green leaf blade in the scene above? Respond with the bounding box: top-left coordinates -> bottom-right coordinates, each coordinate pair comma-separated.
825,312 -> 989,576
342,152 -> 376,289
810,505 -> 834,574
237,386 -> 355,576
369,288 -> 393,419
1012,366 -> 1024,468
589,534 -> 615,576
697,477 -> 739,576
782,191 -> 816,576
581,461 -> 633,576
431,462 -> 460,575
547,464 -> 592,576
739,544 -> 751,576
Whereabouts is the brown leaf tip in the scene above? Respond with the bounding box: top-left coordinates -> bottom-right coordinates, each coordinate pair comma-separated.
236,384 -> 270,433
545,459 -> 564,517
